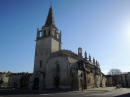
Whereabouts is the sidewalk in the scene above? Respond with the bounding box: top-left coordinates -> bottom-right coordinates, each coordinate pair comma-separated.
71,87 -> 116,94
87,87 -> 115,91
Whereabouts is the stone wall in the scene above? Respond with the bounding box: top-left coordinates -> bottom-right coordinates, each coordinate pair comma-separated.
127,73 -> 130,87
86,73 -> 95,89
0,73 -> 9,88
106,72 -> 130,88
0,72 -> 31,89
102,75 -> 106,87
45,56 -> 71,89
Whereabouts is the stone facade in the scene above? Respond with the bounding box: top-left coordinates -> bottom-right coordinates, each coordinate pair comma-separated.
106,75 -> 113,87
8,73 -> 31,89
106,72 -> 130,88
30,7 -> 107,91
120,72 -> 130,87
0,72 -> 31,89
0,72 -> 10,88
127,72 -> 130,87
31,49 -> 106,91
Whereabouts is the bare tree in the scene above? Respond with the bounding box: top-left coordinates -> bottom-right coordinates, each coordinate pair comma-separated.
108,69 -> 121,76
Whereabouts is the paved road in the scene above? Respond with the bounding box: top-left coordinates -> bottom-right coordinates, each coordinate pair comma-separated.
0,88 -> 130,97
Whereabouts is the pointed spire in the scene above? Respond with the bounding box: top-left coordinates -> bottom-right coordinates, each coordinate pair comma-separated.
95,61 -> 100,68
78,47 -> 82,57
89,54 -> 91,62
96,60 -> 98,66
45,6 -> 55,27
59,30 -> 61,42
98,61 -> 100,68
84,51 -> 87,59
93,57 -> 95,65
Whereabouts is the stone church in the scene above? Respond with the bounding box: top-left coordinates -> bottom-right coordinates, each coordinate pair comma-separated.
29,7 -> 106,91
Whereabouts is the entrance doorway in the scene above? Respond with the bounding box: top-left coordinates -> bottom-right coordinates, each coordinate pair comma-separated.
33,77 -> 39,90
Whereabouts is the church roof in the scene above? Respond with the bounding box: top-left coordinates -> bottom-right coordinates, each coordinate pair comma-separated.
50,50 -> 100,70
51,49 -> 80,59
45,7 -> 55,27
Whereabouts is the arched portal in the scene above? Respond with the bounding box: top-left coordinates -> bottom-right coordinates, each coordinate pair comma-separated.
33,77 -> 39,90
54,63 -> 60,88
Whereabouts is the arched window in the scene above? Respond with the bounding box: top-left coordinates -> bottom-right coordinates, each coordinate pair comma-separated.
40,32 -> 42,37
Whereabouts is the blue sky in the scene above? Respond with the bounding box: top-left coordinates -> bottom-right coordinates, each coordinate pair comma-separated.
0,0 -> 130,74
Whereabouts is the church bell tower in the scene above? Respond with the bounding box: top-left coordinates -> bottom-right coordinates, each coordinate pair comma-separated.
34,7 -> 61,73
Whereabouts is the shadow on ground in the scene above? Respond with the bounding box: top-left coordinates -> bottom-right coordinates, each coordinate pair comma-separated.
115,93 -> 130,97
0,89 -> 70,95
